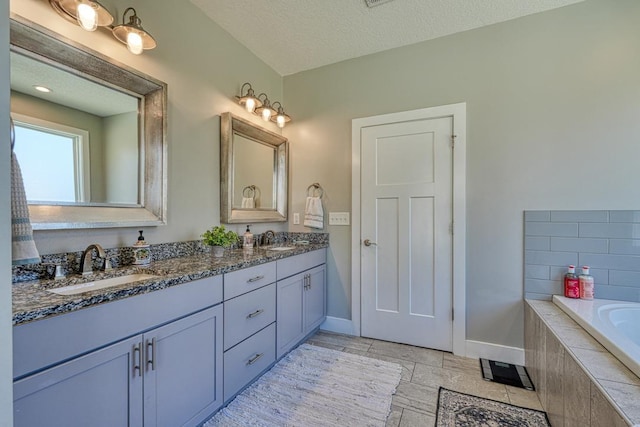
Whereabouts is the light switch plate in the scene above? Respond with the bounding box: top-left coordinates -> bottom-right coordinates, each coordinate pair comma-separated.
293,213 -> 300,225
329,212 -> 350,226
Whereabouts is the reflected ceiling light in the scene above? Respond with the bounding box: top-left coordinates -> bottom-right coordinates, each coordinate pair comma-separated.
112,7 -> 157,55
235,83 -> 262,113
33,85 -> 52,93
271,102 -> 291,128
49,0 -> 114,31
234,82 -> 293,127
255,93 -> 277,122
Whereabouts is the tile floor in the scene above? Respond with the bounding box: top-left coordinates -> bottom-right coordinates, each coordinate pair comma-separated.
305,330 -> 544,427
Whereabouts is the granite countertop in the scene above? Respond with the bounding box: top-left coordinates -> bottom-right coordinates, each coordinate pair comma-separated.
13,243 -> 327,326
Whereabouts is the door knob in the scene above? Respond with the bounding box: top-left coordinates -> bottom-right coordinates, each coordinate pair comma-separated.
363,239 -> 377,247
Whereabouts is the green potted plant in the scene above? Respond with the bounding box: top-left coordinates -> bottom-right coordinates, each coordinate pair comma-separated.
201,225 -> 238,258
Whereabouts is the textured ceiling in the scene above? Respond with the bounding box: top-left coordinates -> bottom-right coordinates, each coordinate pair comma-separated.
11,52 -> 137,117
191,0 -> 584,76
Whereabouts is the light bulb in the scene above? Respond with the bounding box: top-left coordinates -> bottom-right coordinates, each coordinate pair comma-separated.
127,32 -> 144,55
77,3 -> 98,31
276,115 -> 286,128
261,108 -> 272,121
245,98 -> 256,113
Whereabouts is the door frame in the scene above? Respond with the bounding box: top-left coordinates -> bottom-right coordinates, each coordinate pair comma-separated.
351,103 -> 466,356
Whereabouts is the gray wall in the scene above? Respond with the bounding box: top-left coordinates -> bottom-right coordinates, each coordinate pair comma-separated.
1,0 -> 13,424
283,0 -> 640,348
525,210 -> 640,302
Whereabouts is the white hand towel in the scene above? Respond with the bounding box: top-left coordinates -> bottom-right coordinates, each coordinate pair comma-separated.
11,151 -> 40,265
304,196 -> 324,229
241,197 -> 255,208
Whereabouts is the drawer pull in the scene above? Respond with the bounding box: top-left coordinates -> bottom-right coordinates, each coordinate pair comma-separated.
247,353 -> 264,366
247,309 -> 265,319
247,275 -> 265,283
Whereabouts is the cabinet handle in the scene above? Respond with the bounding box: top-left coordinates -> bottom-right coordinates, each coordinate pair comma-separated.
246,309 -> 264,319
307,274 -> 312,290
246,353 -> 264,366
132,343 -> 142,377
146,337 -> 156,371
247,275 -> 265,283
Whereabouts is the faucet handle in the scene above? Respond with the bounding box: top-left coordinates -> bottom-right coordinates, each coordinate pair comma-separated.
103,257 -> 113,271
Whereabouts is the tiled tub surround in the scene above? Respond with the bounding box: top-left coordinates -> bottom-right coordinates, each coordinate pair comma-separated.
12,235 -> 328,326
525,299 -> 640,426
525,210 -> 640,302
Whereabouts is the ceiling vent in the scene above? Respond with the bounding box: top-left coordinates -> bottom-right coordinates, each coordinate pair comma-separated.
365,0 -> 396,8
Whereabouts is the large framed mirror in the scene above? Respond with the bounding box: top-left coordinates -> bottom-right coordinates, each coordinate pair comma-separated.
220,112 -> 288,223
9,15 -> 167,229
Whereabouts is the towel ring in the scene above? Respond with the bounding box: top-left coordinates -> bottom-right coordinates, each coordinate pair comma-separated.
306,183 -> 323,198
10,116 -> 15,151
243,185 -> 256,198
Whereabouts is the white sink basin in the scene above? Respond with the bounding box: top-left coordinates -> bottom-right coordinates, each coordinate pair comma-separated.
48,274 -> 158,296
266,246 -> 295,251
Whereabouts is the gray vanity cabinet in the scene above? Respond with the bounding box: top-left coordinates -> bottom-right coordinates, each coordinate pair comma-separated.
14,304 -> 223,427
13,275 -> 224,427
14,335 -> 144,427
276,249 -> 327,359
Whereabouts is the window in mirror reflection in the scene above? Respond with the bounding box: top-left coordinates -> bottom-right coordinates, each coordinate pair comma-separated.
13,116 -> 90,203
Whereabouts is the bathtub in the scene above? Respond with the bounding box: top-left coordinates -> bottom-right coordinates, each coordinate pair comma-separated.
553,295 -> 640,379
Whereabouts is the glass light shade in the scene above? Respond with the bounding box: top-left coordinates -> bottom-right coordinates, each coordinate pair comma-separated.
51,0 -> 114,29
261,107 -> 273,121
126,32 -> 144,55
77,3 -> 98,31
245,97 -> 257,113
276,114 -> 286,128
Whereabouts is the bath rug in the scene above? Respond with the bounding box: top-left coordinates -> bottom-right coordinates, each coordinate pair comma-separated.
204,343 -> 403,427
435,387 -> 551,427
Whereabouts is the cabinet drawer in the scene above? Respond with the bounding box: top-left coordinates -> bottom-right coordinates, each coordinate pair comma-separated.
224,323 -> 275,402
276,248 -> 326,280
224,262 -> 276,300
224,283 -> 276,350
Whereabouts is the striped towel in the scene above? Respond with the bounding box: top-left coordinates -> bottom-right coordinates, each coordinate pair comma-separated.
304,196 -> 324,229
11,150 -> 40,265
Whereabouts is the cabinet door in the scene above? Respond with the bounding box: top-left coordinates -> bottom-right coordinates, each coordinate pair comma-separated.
144,305 -> 223,427
14,335 -> 143,427
276,272 -> 305,359
305,264 -> 326,332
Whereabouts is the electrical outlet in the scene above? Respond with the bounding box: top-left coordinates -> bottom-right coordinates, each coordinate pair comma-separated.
329,212 -> 350,226
293,213 -> 300,225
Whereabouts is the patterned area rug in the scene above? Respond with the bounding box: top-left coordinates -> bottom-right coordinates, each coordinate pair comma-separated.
435,387 -> 551,427
205,343 -> 402,427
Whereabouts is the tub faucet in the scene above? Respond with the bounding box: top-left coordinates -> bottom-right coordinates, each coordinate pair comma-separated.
80,244 -> 111,275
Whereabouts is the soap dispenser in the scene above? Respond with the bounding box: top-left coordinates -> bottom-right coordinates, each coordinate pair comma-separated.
133,230 -> 151,266
243,225 -> 254,252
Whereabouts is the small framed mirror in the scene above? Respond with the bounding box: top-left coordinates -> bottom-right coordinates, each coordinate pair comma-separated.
220,112 -> 288,223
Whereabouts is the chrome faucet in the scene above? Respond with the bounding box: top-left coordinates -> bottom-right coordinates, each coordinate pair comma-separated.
80,244 -> 111,275
262,230 -> 275,246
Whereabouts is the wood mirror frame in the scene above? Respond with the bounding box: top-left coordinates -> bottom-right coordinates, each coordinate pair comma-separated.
10,15 -> 167,230
220,112 -> 288,223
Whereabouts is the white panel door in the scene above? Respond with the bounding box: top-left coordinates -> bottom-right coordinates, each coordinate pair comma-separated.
361,116 -> 453,351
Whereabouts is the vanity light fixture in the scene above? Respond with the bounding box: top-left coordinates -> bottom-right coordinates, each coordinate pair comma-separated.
236,83 -> 262,113
235,82 -> 293,127
255,93 -> 277,122
271,102 -> 291,128
112,8 -> 157,55
49,0 -> 114,31
49,2 -> 156,55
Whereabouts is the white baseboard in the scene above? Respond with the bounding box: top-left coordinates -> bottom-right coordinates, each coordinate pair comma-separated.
465,340 -> 525,366
320,316 -> 356,336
